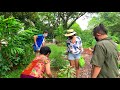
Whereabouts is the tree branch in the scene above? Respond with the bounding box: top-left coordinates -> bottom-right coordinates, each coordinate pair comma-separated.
67,12 -> 86,29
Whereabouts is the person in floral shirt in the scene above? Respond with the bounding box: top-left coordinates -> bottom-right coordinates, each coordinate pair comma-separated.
65,29 -> 83,78
20,46 -> 52,78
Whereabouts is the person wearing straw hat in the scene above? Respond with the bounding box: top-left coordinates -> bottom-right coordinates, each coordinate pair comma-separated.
65,29 -> 83,78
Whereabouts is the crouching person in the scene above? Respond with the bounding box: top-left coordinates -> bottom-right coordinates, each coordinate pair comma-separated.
20,46 -> 53,78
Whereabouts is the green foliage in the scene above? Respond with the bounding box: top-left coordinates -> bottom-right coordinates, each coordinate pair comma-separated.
57,65 -> 75,78
0,55 -> 12,76
117,44 -> 120,51
109,35 -> 119,43
0,12 -> 86,40
71,22 -> 82,36
119,65 -> 120,69
88,12 -> 120,43
0,12 -> 39,29
54,25 -> 66,44
1,65 -> 26,78
80,30 -> 96,48
49,44 -> 69,69
87,16 -> 100,30
0,15 -> 35,76
0,16 -> 24,40
0,16 -> 24,76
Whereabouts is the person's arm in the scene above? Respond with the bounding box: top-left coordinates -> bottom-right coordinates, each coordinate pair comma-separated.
91,44 -> 105,78
45,62 -> 53,78
42,39 -> 45,47
71,36 -> 76,44
78,37 -> 83,53
91,65 -> 101,78
33,35 -> 38,47
79,47 -> 83,53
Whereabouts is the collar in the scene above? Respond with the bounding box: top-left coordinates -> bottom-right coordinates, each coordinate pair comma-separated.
99,37 -> 112,41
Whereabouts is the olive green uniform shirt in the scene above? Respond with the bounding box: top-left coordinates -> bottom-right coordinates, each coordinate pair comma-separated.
91,37 -> 119,78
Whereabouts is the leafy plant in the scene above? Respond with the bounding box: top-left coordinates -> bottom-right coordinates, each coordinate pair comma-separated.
0,15 -> 35,76
57,65 -> 75,78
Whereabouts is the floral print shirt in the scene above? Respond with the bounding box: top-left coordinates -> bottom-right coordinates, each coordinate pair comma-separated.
66,36 -> 83,54
21,55 -> 50,78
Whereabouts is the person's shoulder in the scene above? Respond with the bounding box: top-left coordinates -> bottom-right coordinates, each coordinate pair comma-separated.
38,34 -> 43,36
76,36 -> 81,40
66,38 -> 70,42
38,34 -> 44,38
76,36 -> 81,38
98,39 -> 110,44
44,59 -> 50,64
96,40 -> 108,47
96,41 -> 103,45
42,56 -> 50,64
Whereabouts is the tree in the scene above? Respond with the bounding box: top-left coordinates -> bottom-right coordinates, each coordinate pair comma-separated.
57,12 -> 86,30
37,12 -> 86,38
0,12 -> 86,39
0,12 -> 39,29
88,12 -> 120,43
0,16 -> 36,76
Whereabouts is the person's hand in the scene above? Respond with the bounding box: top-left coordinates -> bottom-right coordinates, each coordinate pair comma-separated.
79,47 -> 83,52
36,47 -> 40,51
35,44 -> 40,51
37,48 -> 40,51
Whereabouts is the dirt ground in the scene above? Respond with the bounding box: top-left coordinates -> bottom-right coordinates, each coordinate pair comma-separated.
51,68 -> 59,78
79,53 -> 92,78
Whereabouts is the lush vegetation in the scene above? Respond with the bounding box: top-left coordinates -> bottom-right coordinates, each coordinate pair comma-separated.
0,12 -> 120,78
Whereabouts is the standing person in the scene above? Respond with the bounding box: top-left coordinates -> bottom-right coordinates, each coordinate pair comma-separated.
20,46 -> 53,78
65,29 -> 83,78
33,30 -> 48,56
91,23 -> 119,78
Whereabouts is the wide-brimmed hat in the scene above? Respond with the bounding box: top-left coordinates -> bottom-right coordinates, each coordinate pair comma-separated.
65,29 -> 76,36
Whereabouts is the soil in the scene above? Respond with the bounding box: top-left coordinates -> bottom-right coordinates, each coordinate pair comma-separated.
79,53 -> 92,78
51,68 -> 59,78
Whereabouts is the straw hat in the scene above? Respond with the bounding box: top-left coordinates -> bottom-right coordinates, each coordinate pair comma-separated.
65,29 -> 76,36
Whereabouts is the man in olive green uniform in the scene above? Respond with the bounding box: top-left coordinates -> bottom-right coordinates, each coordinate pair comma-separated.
91,24 -> 119,78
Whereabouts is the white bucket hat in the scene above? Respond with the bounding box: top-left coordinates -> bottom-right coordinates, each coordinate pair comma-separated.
65,29 -> 76,36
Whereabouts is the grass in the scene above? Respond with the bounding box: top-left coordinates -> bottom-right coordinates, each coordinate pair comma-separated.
48,44 -> 69,69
